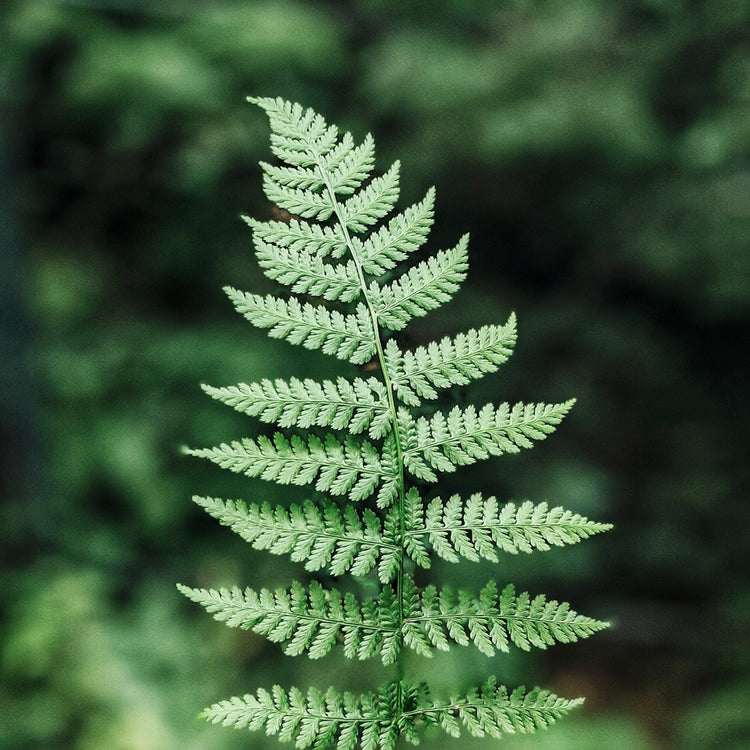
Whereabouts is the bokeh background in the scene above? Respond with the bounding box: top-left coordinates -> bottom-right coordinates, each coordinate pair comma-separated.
2,1 -> 749,748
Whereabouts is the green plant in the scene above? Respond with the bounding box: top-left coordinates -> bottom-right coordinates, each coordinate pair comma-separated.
178,96 -> 611,749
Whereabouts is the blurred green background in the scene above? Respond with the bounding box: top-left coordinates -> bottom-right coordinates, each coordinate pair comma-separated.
2,0 -> 749,748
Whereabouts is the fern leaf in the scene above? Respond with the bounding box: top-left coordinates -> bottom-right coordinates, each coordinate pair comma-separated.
202,682 -> 396,750
242,216 -> 347,260
401,400 -> 575,480
385,316 -> 517,406
338,161 -> 400,233
184,97 -> 610,749
225,286 -> 376,364
418,679 -> 584,739
354,187 -> 436,275
250,96 -> 339,168
253,238 -> 362,302
324,131 -> 377,195
184,432 -> 395,503
369,235 -> 469,331
192,496 -> 399,581
407,494 -> 612,563
409,580 -> 609,657
199,581 -> 400,664
178,580 -> 402,662
201,376 -> 391,439
262,173 -> 335,222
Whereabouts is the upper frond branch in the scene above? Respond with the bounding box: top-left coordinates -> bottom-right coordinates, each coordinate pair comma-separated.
184,431 -> 397,504
250,96 -> 339,168
385,316 -> 517,406
243,217 -> 347,260
201,678 -> 583,748
410,580 -> 609,657
201,680 -> 409,750
352,188 -> 436,276
401,400 -> 575,482
225,287 -> 376,364
338,161 -> 401,233
178,580 -> 398,663
192,496 -> 401,582
201,376 -> 391,439
253,238 -> 362,302
407,494 -> 612,564
369,235 -> 469,332
414,678 -> 584,740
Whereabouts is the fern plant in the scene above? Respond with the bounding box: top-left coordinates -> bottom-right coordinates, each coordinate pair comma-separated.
179,96 -> 612,749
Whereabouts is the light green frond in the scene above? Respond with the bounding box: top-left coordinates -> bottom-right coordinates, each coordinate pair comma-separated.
254,238 -> 362,302
338,161 -> 401,233
178,580 -> 400,663
184,431 -> 395,503
201,681 -> 405,750
249,96 -> 339,168
369,235 -> 469,331
259,161 -> 324,192
243,217 -> 347,259
192,496 -> 400,581
385,316 -> 517,406
401,400 -> 575,480
353,187 -> 435,276
262,173 -> 335,221
324,131 -> 376,195
406,494 -> 612,563
225,287 -> 376,364
417,679 -> 584,739
409,580 -> 609,657
183,97 -> 609,749
201,376 -> 391,439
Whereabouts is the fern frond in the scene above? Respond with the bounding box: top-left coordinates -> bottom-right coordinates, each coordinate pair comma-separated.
192,496 -> 400,581
242,217 -> 347,259
410,580 -> 609,657
385,316 -> 517,406
338,161 -> 401,233
201,376 -> 391,439
323,132 -> 377,195
354,187 -> 436,275
406,494 -> 612,564
202,682 -> 400,750
178,580 -> 400,663
254,239 -> 362,302
225,287 -> 376,364
417,679 -> 584,739
262,173 -> 335,222
401,400 -> 575,481
184,97 -> 609,749
250,97 -> 339,168
369,235 -> 469,331
184,432 -> 396,503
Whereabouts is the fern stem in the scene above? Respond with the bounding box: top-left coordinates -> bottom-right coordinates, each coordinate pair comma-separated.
315,165 -> 409,704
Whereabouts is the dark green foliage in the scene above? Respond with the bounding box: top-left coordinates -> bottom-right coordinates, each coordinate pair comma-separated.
179,97 -> 611,748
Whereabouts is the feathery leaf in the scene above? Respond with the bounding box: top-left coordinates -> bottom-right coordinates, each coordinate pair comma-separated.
353,187 -> 436,275
201,376 -> 391,439
386,316 -> 517,406
184,431 -> 395,503
192,496 -> 399,581
369,235 -> 469,331
411,494 -> 613,563
182,96 -> 610,750
401,400 -> 575,480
